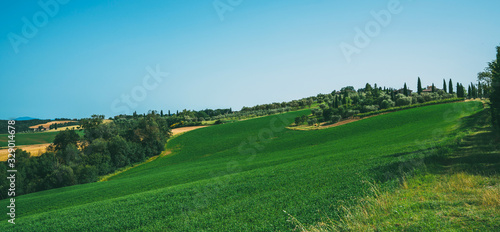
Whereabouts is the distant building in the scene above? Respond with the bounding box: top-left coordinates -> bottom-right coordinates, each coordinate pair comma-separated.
422,85 -> 440,93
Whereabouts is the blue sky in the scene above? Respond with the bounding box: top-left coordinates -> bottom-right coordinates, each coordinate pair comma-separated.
1,0 -> 499,119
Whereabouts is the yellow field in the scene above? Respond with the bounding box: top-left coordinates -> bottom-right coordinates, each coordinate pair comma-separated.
29,120 -> 75,130
0,143 -> 50,161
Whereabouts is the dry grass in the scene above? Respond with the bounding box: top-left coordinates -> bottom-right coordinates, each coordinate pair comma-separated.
293,173 -> 500,231
29,120 -> 75,130
171,126 -> 207,136
0,143 -> 51,161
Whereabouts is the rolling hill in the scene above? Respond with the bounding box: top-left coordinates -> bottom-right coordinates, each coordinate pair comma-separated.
0,101 -> 483,231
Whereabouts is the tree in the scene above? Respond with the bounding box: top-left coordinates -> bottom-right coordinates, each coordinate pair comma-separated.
449,79 -> 454,94
403,83 -> 408,96
478,82 -> 483,98
306,98 -> 313,108
365,83 -> 373,93
330,115 -> 341,123
417,77 -> 422,94
489,46 -> 500,131
294,115 -> 307,126
468,85 -> 472,98
478,67 -> 493,98
431,83 -> 436,92
80,115 -> 105,141
443,79 -> 447,93
53,129 -> 80,151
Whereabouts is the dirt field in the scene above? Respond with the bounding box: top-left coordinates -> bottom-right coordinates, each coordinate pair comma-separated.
171,126 -> 207,136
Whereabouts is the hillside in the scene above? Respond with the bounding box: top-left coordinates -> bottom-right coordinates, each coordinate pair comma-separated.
0,101 -> 484,231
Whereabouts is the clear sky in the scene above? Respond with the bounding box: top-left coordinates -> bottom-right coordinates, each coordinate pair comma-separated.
1,0 -> 499,119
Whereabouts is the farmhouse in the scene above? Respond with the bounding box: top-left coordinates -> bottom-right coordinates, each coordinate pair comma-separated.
422,85 -> 440,93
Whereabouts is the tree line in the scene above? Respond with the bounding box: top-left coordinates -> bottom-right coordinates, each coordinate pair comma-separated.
294,78 -> 472,126
479,46 -> 500,133
0,113 -> 171,199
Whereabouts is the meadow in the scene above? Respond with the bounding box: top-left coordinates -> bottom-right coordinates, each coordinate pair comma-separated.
0,101 -> 483,231
0,130 -> 84,147
0,131 -> 59,147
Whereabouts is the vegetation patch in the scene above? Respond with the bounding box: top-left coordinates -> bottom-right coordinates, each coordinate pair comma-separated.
292,103 -> 500,231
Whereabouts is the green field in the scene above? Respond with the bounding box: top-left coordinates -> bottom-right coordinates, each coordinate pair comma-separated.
0,102 -> 483,231
0,131 -> 84,147
0,132 -> 59,147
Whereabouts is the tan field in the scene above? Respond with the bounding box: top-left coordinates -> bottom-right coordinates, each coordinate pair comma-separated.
30,120 -> 76,131
171,126 -> 207,136
0,125 -> 207,161
46,125 -> 81,132
0,143 -> 51,161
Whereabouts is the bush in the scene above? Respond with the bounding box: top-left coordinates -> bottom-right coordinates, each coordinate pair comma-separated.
330,115 -> 342,123
396,97 -> 412,106
380,100 -> 395,109
362,105 -> 379,113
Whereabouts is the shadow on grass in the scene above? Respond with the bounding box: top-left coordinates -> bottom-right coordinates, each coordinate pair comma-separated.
372,107 -> 500,183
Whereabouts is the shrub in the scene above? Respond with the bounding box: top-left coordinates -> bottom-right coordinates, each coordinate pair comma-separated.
396,97 -> 411,106
380,100 -> 395,109
362,105 -> 379,113
330,115 -> 342,123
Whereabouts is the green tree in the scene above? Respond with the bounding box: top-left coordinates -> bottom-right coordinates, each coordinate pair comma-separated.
431,83 -> 436,92
403,83 -> 408,96
417,77 -> 422,94
489,46 -> 500,131
53,129 -> 80,151
449,79 -> 454,94
443,79 -> 447,93
478,67 -> 493,98
478,82 -> 483,98
80,115 -> 105,141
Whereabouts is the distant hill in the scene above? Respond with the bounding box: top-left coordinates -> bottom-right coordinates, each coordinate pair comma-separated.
15,116 -> 39,121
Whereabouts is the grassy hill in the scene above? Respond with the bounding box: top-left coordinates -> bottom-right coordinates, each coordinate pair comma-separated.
0,132 -> 59,147
0,130 -> 84,147
0,101 -> 484,231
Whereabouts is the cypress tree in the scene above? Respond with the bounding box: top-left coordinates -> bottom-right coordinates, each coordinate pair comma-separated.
443,79 -> 447,93
478,82 -> 482,99
417,77 -> 422,94
403,83 -> 408,96
449,79 -> 454,94
432,83 -> 436,92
